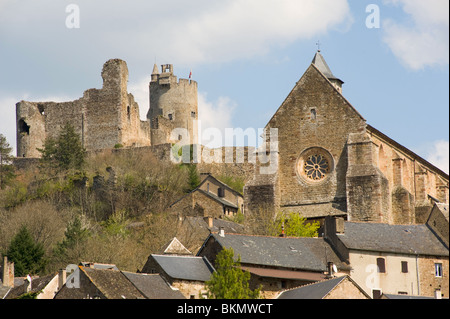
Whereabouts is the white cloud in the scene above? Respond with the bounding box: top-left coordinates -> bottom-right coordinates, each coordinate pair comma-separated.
0,0 -> 352,66
425,140 -> 449,174
198,93 -> 236,148
383,0 -> 449,70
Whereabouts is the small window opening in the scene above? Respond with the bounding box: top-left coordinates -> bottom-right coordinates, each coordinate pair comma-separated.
377,258 -> 386,273
37,104 -> 45,115
168,113 -> 173,121
127,106 -> 131,120
191,111 -> 196,118
401,261 -> 408,273
18,119 -> 30,135
435,263 -> 443,277
310,108 -> 316,120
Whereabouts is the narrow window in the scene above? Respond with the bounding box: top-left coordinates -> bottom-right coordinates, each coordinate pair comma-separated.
18,119 -> 30,135
435,263 -> 443,277
310,108 -> 316,120
127,106 -> 131,120
191,111 -> 196,118
377,258 -> 386,273
168,113 -> 173,121
207,183 -> 209,192
401,261 -> 408,273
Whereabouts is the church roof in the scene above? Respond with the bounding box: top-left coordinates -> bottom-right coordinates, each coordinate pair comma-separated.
311,51 -> 343,83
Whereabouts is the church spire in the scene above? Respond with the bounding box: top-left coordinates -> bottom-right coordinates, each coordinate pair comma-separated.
311,51 -> 344,93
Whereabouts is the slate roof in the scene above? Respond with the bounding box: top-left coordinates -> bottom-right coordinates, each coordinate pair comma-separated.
197,189 -> 238,209
204,233 -> 348,272
3,273 -> 56,299
311,51 -> 342,82
150,255 -> 215,282
337,222 -> 449,256
169,174 -> 242,209
277,276 -> 370,299
184,216 -> 245,234
122,272 -> 185,299
80,267 -> 146,299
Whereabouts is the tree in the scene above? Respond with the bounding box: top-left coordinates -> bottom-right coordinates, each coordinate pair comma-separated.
275,212 -> 320,238
53,215 -> 90,264
205,248 -> 260,299
186,164 -> 201,192
38,123 -> 86,172
6,226 -> 47,276
0,134 -> 15,189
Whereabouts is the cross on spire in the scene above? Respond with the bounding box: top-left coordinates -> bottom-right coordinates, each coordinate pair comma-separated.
316,40 -> 321,52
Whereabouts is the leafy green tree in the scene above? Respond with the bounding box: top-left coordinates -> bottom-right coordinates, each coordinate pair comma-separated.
6,226 -> 47,276
0,134 -> 15,189
205,248 -> 260,299
275,212 -> 320,238
38,123 -> 86,172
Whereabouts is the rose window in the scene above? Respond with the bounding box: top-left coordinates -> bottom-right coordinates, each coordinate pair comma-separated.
303,154 -> 329,181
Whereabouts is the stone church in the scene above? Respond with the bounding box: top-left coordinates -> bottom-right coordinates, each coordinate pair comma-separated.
244,51 -> 449,225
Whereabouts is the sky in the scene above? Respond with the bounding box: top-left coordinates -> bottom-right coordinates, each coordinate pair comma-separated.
0,0 -> 448,173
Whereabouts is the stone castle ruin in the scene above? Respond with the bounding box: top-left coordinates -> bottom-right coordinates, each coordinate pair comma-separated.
15,53 -> 449,225
16,59 -> 197,158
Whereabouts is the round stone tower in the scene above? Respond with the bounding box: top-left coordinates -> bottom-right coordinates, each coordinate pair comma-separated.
147,64 -> 198,146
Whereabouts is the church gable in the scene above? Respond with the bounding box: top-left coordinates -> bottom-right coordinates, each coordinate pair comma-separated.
265,58 -> 366,217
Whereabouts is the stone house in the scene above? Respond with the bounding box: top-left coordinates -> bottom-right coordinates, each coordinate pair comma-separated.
1,256 -> 66,299
244,50 -> 449,225
54,263 -> 184,299
277,275 -> 371,299
323,218 -> 449,299
170,174 -> 244,219
140,254 -> 215,299
197,231 -> 350,299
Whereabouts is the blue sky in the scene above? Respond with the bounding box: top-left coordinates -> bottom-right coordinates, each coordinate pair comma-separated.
0,0 -> 448,172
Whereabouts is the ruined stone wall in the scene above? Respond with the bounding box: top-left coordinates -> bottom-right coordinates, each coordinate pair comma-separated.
16,59 -> 150,158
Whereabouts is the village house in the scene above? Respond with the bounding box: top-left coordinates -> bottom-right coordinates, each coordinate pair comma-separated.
197,230 -> 350,299
322,216 -> 449,299
140,254 -> 215,299
170,174 -> 244,219
54,262 -> 184,299
277,275 -> 371,299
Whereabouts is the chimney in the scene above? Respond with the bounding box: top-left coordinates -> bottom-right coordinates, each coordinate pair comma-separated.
26,275 -> 32,292
204,216 -> 214,229
327,262 -> 335,278
2,256 -> 14,288
58,269 -> 67,290
279,224 -> 286,237
219,227 -> 225,237
435,289 -> 442,299
323,216 -> 349,263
